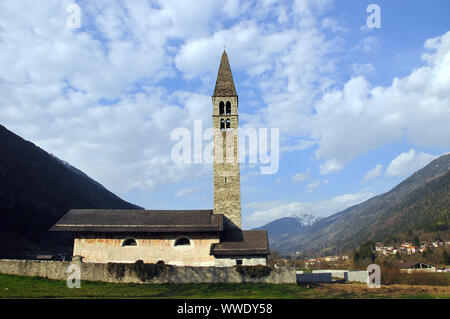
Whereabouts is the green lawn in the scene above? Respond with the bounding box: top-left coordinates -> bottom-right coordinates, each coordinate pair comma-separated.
0,273 -> 310,299
0,273 -> 448,299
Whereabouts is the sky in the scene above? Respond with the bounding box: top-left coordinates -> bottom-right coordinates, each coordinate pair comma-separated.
0,0 -> 449,229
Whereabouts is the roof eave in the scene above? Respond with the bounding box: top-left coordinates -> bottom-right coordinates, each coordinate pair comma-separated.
51,226 -> 222,233
212,249 -> 270,257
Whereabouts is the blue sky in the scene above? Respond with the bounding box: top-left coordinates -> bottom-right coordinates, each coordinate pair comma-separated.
0,0 -> 449,229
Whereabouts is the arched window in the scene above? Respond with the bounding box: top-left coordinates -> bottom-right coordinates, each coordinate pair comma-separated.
226,119 -> 231,129
226,101 -> 231,115
220,119 -> 225,131
219,101 -> 225,115
174,238 -> 190,246
122,239 -> 137,246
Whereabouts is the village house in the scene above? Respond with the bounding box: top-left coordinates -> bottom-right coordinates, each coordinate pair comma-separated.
419,243 -> 433,253
432,241 -> 444,248
50,51 -> 270,267
375,239 -> 450,256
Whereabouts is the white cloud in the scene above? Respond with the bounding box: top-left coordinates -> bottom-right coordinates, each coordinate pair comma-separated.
245,190 -> 373,228
175,0 -> 340,141
175,21 -> 298,80
351,62 -> 375,75
385,149 -> 437,178
306,181 -> 320,192
174,186 -> 200,198
321,17 -> 347,33
310,31 -> 450,172
0,1 -> 220,195
292,169 -> 310,183
355,36 -> 379,52
319,159 -> 343,175
280,139 -> 316,153
0,0 -> 342,197
363,164 -> 383,182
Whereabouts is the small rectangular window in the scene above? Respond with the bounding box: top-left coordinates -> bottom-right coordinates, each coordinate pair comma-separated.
236,259 -> 243,265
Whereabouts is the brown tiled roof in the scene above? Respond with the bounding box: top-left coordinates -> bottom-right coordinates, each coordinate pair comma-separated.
212,230 -> 270,256
50,209 -> 223,233
213,50 -> 237,97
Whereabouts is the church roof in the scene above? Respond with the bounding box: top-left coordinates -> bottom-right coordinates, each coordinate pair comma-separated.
212,230 -> 270,256
50,209 -> 223,233
213,50 -> 237,97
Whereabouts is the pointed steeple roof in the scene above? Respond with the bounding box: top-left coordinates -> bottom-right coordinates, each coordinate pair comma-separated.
213,50 -> 237,97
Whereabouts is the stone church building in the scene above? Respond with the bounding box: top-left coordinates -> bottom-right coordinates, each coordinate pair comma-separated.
51,51 -> 269,267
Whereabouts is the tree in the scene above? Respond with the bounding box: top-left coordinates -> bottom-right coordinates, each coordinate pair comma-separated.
352,241 -> 376,268
442,249 -> 450,265
269,250 -> 281,259
413,236 -> 420,247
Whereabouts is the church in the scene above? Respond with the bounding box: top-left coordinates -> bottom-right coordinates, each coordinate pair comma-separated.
50,51 -> 270,267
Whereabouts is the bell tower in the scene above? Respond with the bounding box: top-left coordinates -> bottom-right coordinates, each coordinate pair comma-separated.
212,50 -> 241,230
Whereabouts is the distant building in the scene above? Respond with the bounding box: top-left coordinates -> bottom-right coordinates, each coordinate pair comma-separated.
50,51 -> 269,267
432,241 -> 443,248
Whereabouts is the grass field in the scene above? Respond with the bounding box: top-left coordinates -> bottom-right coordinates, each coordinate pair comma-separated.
0,273 -> 449,299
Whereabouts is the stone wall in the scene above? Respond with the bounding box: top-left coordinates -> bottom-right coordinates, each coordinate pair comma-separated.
0,259 -> 296,284
312,269 -> 348,280
347,270 -> 369,283
296,273 -> 333,283
214,257 -> 267,267
306,270 -> 369,283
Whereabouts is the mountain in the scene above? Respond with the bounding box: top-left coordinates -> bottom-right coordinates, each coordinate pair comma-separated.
252,214 -> 321,247
0,124 -> 142,258
369,168 -> 449,239
270,153 -> 450,254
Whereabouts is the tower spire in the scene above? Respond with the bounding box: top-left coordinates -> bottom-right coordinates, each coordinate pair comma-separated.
213,50 -> 237,97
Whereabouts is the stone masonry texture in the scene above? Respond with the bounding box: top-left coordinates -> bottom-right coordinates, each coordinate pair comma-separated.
0,259 -> 296,284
